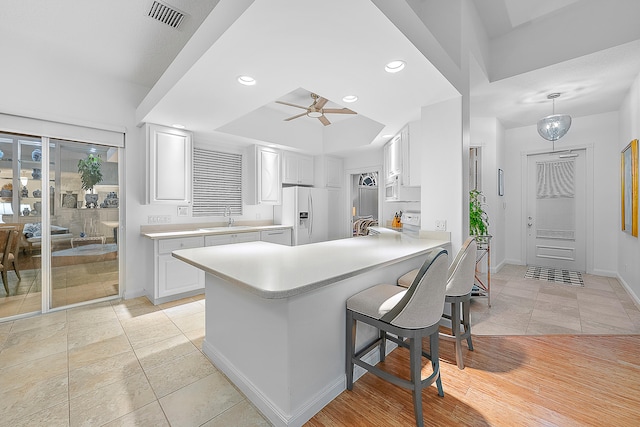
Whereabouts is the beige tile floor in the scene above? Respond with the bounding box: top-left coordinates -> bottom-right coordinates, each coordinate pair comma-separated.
471,264 -> 640,335
0,295 -> 270,427
1,265 -> 639,426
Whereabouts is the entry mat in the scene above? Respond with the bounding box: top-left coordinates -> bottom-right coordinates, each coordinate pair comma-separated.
525,266 -> 584,286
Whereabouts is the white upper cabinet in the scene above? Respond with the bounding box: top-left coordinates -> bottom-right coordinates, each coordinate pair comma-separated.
384,121 -> 421,187
245,145 -> 281,205
384,134 -> 402,181
314,155 -> 343,188
146,124 -> 192,205
282,151 -> 314,186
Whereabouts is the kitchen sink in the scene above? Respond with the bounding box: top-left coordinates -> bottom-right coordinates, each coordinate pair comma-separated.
199,226 -> 253,232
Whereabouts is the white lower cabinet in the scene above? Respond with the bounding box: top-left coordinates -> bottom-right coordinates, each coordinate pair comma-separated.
261,229 -> 292,246
152,236 -> 204,304
205,232 -> 260,246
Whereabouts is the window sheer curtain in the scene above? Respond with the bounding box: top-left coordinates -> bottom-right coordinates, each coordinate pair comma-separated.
536,160 -> 575,240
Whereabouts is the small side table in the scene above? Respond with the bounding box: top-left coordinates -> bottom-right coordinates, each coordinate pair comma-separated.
71,235 -> 106,248
473,235 -> 492,307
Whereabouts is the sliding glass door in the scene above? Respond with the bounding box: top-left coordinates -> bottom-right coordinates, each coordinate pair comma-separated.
0,132 -> 121,320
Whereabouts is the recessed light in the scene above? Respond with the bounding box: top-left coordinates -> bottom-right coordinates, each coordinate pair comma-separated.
172,124 -> 186,129
342,95 -> 358,103
237,75 -> 256,86
385,60 -> 406,73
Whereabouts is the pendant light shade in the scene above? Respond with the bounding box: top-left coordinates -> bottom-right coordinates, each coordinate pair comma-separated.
537,93 -> 571,142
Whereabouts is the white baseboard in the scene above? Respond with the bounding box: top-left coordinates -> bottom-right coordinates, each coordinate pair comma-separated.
202,338 -> 399,427
616,274 -> 640,310
592,268 -> 617,278
123,289 -> 146,300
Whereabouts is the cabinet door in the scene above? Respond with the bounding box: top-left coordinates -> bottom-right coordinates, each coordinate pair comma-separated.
147,124 -> 192,204
158,254 -> 204,298
282,152 -> 299,185
258,147 -> 281,204
385,134 -> 402,179
325,156 -> 343,188
298,155 -> 314,185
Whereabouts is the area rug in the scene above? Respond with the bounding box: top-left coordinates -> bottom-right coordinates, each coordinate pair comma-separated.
525,266 -> 584,286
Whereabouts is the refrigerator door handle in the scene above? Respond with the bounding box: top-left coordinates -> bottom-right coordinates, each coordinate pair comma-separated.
309,193 -> 313,239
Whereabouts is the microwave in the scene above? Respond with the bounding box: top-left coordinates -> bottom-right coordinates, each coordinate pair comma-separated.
385,175 -> 420,202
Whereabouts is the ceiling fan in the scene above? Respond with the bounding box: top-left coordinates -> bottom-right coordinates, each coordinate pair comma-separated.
276,93 -> 357,126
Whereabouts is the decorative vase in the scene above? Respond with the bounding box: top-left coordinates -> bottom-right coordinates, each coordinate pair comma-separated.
32,201 -> 41,215
32,189 -> 41,198
31,149 -> 42,162
22,207 -> 30,216
31,168 -> 41,179
85,193 -> 99,208
21,186 -> 29,198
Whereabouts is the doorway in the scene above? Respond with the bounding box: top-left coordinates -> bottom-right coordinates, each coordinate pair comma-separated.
526,150 -> 586,271
0,132 -> 121,321
350,171 -> 379,236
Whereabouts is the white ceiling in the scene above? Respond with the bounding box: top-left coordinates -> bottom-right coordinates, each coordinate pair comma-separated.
2,0 -> 640,154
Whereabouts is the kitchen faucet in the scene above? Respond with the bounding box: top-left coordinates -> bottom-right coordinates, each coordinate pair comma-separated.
225,205 -> 234,226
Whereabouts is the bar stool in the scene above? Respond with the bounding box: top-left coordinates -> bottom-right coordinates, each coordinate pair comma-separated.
346,248 -> 449,427
398,238 -> 477,369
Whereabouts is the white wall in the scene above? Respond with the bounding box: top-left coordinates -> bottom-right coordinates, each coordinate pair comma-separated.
421,97 -> 464,252
618,71 -> 640,300
504,111 -> 620,276
470,116 -> 506,271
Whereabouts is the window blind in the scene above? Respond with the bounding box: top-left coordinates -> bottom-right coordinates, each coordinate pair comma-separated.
192,147 -> 243,217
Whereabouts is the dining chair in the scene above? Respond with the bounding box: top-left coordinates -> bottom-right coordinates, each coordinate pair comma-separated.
398,237 -> 477,369
0,228 -> 15,295
2,223 -> 24,280
346,248 -> 449,427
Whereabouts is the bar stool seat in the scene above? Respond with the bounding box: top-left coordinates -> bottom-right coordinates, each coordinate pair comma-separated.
346,248 -> 449,427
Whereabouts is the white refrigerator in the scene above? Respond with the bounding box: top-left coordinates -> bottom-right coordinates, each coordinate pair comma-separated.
275,186 -> 329,245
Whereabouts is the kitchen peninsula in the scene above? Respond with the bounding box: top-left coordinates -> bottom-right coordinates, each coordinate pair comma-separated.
173,229 -> 450,427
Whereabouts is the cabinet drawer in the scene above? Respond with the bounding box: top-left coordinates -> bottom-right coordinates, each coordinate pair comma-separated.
261,229 -> 291,246
158,236 -> 204,254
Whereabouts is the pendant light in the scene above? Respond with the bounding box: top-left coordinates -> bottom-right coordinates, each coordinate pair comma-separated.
537,93 -> 571,144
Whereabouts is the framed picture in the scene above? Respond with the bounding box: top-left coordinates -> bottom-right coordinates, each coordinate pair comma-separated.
498,168 -> 504,196
621,139 -> 638,237
62,192 -> 78,209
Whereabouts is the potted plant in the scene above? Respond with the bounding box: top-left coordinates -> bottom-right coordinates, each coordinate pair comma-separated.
469,189 -> 490,242
78,154 -> 103,208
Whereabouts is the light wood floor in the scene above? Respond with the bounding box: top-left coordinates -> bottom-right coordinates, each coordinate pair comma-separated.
307,335 -> 640,427
308,334 -> 640,426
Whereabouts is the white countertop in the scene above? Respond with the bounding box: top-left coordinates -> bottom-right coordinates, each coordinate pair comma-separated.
172,232 -> 450,299
142,224 -> 292,239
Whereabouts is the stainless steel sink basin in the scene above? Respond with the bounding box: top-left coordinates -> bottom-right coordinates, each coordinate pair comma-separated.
199,226 -> 253,232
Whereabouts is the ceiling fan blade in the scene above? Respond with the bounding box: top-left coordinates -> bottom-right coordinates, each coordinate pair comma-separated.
284,112 -> 307,121
315,97 -> 329,110
322,108 -> 357,115
276,100 -> 309,110
319,115 -> 331,126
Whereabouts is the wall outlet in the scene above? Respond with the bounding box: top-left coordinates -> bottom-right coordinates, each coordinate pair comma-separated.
435,220 -> 447,231
177,206 -> 189,216
148,215 -> 172,224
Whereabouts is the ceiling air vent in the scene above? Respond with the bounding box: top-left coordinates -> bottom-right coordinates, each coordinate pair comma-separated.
148,0 -> 186,29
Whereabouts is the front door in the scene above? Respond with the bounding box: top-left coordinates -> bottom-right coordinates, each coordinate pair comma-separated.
526,150 -> 586,271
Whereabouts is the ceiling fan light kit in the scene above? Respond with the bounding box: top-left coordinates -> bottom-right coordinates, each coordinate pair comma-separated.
276,92 -> 357,126
537,93 -> 572,143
